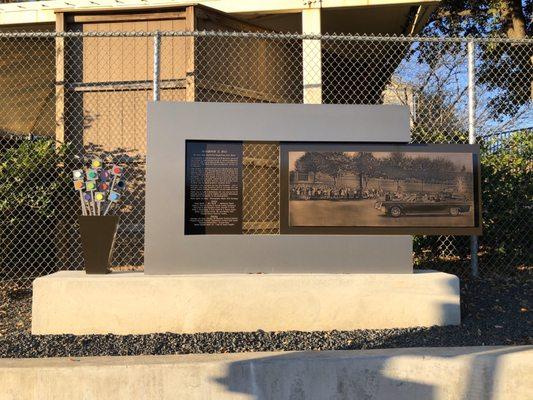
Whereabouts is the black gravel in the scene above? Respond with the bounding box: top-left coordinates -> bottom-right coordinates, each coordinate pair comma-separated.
0,275 -> 531,358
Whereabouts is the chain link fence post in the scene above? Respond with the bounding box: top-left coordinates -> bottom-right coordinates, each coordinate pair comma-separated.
468,38 -> 479,277
153,31 -> 161,102
302,8 -> 322,104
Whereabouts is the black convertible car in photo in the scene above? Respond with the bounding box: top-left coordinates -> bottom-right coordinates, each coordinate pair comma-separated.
377,193 -> 471,217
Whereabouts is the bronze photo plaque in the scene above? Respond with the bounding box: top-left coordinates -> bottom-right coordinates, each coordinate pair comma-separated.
280,143 -> 482,235
184,141 -> 482,236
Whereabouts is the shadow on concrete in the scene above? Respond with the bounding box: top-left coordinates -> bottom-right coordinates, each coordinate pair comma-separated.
213,346 -> 527,399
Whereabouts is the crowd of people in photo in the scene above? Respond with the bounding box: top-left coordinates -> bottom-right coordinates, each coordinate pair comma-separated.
290,184 -> 467,204
290,185 -> 384,200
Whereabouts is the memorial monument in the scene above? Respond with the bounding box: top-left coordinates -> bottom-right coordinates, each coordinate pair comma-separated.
32,102 -> 479,335
145,102 -> 480,274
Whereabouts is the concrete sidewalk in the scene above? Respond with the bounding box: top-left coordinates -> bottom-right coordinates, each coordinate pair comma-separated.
1,346 -> 532,399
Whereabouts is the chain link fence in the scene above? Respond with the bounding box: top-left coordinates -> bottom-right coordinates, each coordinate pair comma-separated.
0,31 -> 531,284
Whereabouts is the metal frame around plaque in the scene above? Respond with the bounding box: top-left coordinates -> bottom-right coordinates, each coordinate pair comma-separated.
279,142 -> 482,236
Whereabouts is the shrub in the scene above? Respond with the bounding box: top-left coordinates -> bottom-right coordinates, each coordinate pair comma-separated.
414,130 -> 532,275
0,139 -> 69,278
479,130 -> 532,268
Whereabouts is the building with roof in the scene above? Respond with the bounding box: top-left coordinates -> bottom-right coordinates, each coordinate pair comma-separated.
1,1 -> 438,35
0,0 -> 439,141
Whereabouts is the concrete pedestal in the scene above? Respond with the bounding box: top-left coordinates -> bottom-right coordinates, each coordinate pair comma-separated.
32,271 -> 460,335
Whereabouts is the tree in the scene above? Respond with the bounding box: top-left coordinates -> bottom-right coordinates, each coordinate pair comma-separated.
411,90 -> 469,144
421,0 -> 532,120
425,0 -> 531,39
295,152 -> 324,183
409,156 -> 457,191
320,152 -> 351,186
350,152 -> 378,190
381,152 -> 409,178
410,157 -> 433,189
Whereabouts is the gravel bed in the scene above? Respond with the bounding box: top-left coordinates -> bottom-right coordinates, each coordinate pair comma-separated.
0,275 -> 531,358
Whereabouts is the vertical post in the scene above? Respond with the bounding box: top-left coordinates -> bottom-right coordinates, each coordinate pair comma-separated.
302,8 -> 322,104
55,14 -> 66,147
468,39 -> 479,277
153,31 -> 161,102
185,6 -> 196,102
55,14 -> 71,270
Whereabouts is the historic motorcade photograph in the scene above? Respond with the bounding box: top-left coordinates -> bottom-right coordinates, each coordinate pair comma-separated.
282,144 -> 481,235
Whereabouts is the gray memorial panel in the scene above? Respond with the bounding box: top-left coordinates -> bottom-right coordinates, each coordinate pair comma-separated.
146,102 -> 413,274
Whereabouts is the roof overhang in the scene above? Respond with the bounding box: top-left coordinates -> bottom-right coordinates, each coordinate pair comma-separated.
240,2 -> 438,34
1,0 -> 440,30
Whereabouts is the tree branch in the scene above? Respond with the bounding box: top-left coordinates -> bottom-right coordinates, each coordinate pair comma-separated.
501,0 -> 528,39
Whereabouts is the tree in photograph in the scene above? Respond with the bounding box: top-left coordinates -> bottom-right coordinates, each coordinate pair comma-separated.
350,152 -> 379,190
388,152 -> 411,170
381,153 -> 411,190
410,156 -> 457,191
428,157 -> 457,183
410,156 -> 434,191
295,152 -> 325,183
320,152 -> 351,186
456,171 -> 467,193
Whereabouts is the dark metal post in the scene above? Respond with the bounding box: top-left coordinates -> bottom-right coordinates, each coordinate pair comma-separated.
468,39 -> 479,277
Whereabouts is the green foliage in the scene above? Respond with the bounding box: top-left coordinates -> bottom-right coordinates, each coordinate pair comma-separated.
414,130 -> 532,272
0,139 -> 69,275
0,139 -> 67,219
479,130 -> 532,263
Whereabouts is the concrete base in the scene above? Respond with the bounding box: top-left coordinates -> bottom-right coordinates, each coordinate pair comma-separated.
32,271 -> 460,335
2,347 -> 532,400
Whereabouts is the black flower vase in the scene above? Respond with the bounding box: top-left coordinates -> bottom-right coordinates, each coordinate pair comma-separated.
79,216 -> 119,274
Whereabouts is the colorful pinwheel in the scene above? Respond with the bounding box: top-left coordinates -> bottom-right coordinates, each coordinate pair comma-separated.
72,159 -> 127,216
